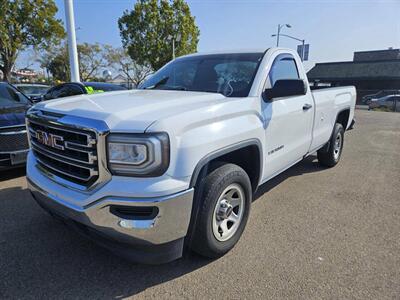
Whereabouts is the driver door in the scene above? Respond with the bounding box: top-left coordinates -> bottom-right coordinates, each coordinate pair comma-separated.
261,53 -> 314,181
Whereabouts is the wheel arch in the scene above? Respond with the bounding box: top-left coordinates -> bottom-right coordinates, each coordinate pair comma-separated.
189,139 -> 263,193
336,107 -> 351,131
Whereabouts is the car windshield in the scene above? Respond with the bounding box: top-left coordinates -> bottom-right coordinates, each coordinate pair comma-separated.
0,84 -> 30,106
17,85 -> 49,95
140,53 -> 264,97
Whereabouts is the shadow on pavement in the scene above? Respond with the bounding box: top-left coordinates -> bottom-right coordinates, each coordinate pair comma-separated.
0,167 -> 26,182
254,155 -> 325,201
0,185 -> 212,299
0,155 -> 324,298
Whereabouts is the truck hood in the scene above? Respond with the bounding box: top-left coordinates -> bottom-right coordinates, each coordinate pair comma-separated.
35,89 -> 227,132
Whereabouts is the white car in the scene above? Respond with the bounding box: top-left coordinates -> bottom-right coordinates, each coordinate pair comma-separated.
26,48 -> 356,263
368,95 -> 400,111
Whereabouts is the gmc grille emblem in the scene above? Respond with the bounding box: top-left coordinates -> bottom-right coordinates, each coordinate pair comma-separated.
35,130 -> 65,150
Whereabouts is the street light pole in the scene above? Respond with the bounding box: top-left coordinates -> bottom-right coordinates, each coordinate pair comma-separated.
276,24 -> 280,47
276,24 -> 291,47
172,38 -> 175,60
169,33 -> 181,60
271,33 -> 306,61
64,0 -> 80,82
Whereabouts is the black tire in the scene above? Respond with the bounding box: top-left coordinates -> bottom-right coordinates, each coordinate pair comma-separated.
190,163 -> 252,258
317,123 -> 344,167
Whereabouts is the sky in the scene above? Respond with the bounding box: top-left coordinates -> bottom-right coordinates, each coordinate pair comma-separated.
18,0 -> 400,72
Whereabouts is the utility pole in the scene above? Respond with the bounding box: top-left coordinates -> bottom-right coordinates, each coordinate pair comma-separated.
172,38 -> 175,60
276,24 -> 291,47
271,32 -> 307,62
169,33 -> 181,60
64,0 -> 80,82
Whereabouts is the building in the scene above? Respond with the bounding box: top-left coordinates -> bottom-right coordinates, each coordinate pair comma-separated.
109,74 -> 127,85
307,48 -> 400,103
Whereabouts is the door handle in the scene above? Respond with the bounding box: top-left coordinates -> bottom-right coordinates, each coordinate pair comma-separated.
303,103 -> 313,110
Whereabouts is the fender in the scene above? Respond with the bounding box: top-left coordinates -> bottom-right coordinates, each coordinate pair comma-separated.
320,106 -> 351,153
189,139 -> 263,188
335,106 -> 351,130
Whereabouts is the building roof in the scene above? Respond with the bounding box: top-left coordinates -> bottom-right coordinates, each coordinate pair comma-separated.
110,74 -> 127,83
307,59 -> 400,81
353,48 -> 400,62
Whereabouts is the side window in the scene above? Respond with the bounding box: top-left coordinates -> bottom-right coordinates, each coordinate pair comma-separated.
268,55 -> 299,87
43,87 -> 56,100
51,84 -> 84,99
64,84 -> 84,97
50,85 -> 67,99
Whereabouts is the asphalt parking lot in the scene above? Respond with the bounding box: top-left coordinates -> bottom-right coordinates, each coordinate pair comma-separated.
0,110 -> 399,299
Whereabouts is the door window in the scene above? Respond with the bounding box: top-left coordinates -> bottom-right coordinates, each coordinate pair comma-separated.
63,84 -> 84,97
49,84 -> 84,99
0,85 -> 29,106
268,55 -> 299,87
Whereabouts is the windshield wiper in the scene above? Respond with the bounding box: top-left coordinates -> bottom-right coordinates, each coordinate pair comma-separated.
144,77 -> 169,89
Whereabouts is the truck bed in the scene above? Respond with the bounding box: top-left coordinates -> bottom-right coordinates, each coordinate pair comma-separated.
309,86 -> 356,151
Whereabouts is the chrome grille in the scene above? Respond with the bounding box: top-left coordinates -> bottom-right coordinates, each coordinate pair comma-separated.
0,125 -> 29,152
28,119 -> 99,186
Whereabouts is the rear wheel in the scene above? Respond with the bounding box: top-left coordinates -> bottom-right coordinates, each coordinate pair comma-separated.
190,163 -> 252,258
317,123 -> 344,167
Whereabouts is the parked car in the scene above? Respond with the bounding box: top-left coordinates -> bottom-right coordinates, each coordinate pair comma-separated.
14,83 -> 50,100
26,48 -> 356,264
0,82 -> 31,169
362,90 -> 400,104
41,82 -> 127,101
368,95 -> 400,111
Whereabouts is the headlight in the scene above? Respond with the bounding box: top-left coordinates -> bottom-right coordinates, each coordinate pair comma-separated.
107,133 -> 169,176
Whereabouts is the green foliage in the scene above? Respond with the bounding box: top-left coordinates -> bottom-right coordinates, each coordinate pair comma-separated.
118,0 -> 200,70
47,46 -> 70,82
0,0 -> 65,81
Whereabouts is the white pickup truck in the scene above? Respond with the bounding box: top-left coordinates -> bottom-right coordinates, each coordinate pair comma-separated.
27,48 -> 356,263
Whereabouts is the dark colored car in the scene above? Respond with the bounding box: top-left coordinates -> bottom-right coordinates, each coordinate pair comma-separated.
14,83 -> 51,99
0,82 -> 32,169
41,82 -> 127,101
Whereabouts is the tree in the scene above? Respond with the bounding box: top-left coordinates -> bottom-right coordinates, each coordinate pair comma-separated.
47,46 -> 70,81
118,0 -> 200,71
0,0 -> 65,81
78,43 -> 107,81
44,43 -> 108,82
36,46 -> 64,81
105,46 -> 152,87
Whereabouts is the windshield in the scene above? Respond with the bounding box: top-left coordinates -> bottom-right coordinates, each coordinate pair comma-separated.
140,53 -> 264,97
0,84 -> 30,107
17,85 -> 49,95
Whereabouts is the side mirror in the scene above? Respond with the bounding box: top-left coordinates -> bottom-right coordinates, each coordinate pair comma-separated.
30,95 -> 43,103
263,79 -> 307,101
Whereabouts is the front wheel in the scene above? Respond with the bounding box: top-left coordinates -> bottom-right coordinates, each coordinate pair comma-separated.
190,163 -> 252,258
317,123 -> 344,167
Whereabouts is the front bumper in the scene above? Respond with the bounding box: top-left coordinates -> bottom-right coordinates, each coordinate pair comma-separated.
28,178 -> 194,263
